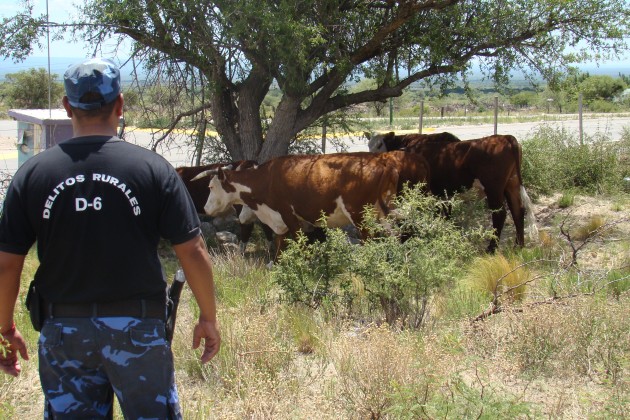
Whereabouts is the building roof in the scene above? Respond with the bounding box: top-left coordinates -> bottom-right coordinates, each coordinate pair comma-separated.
7,109 -> 72,126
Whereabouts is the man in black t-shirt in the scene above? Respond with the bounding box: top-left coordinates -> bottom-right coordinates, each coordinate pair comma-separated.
0,58 -> 220,419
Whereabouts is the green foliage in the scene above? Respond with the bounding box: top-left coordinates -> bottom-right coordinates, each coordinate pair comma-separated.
272,228 -> 355,309
522,126 -> 628,196
0,8 -> 48,61
509,90 -> 538,108
588,99 -> 620,112
211,250 -> 272,308
272,186 -> 488,327
579,75 -> 627,102
1,68 -> 64,109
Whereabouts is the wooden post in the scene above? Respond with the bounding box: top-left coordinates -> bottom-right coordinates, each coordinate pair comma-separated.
321,122 -> 327,154
418,100 -> 424,134
493,96 -> 498,135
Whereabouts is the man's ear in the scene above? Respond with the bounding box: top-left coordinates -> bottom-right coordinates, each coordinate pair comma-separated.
62,96 -> 73,118
115,94 -> 124,117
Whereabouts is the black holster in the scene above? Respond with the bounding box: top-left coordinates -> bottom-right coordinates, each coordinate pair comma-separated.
25,281 -> 44,332
165,270 -> 186,343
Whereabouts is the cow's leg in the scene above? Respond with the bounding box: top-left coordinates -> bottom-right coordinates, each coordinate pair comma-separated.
272,233 -> 286,262
239,222 -> 255,253
504,176 -> 525,247
485,192 -> 507,253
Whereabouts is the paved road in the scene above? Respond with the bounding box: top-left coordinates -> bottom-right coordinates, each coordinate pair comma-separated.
1,114 -> 629,176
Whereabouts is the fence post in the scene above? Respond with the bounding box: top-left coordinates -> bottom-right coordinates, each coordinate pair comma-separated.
389,97 -> 394,127
321,122 -> 327,154
418,100 -> 424,134
493,96 -> 498,135
578,93 -> 584,145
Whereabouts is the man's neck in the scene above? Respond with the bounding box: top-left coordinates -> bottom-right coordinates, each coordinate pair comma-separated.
71,121 -> 118,138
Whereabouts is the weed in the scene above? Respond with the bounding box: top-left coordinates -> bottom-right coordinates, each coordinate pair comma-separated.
558,190 -> 575,208
606,267 -> 630,298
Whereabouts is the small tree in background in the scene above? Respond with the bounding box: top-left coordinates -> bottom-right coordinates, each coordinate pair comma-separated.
1,68 -> 63,109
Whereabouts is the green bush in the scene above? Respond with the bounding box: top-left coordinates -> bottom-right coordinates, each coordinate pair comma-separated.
272,228 -> 355,309
272,186 -> 489,327
522,126 -> 628,196
1,68 -> 64,109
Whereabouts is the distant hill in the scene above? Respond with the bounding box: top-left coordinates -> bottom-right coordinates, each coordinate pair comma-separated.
1,56 -> 626,84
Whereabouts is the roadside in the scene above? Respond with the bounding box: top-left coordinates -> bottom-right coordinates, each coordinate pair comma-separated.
0,114 -> 629,176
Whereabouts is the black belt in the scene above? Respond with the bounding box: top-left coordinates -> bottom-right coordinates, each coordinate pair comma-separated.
43,299 -> 166,320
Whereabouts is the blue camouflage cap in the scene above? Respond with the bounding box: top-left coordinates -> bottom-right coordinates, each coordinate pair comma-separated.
64,58 -> 121,110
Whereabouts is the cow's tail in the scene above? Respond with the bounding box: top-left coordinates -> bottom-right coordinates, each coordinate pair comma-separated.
520,186 -> 539,241
510,135 -> 538,242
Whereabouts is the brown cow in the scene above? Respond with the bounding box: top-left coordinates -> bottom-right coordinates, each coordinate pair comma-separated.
175,161 -> 274,250
367,131 -> 460,152
369,131 -> 530,252
191,152 -> 420,258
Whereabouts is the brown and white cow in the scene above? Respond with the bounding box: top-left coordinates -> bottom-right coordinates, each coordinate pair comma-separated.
369,131 -> 532,252
191,152 -> 421,257
176,161 -> 274,250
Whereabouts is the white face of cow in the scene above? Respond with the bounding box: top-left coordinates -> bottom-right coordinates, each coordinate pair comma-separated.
367,134 -> 387,152
203,175 -> 237,216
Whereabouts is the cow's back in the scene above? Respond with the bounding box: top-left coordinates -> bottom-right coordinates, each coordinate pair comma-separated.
230,153 -> 399,229
377,150 -> 431,192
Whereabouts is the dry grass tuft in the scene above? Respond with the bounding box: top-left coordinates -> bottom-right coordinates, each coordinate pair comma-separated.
464,253 -> 531,304
574,214 -> 607,241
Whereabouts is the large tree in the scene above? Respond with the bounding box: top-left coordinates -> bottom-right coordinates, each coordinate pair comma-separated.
2,0 -> 628,162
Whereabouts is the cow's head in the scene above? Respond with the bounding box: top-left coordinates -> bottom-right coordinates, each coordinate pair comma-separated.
199,169 -> 233,216
367,131 -> 395,152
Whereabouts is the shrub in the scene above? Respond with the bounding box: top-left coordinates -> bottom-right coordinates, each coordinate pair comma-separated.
272,228 -> 355,309
272,186 -> 489,327
522,126 -> 627,196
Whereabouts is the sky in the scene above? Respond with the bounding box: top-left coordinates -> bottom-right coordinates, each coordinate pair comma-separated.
0,0 -> 132,60
1,0 -> 629,76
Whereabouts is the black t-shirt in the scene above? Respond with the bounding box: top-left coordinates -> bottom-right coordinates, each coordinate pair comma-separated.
0,135 -> 201,303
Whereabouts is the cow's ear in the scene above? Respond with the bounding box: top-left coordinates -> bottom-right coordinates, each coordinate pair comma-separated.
383,135 -> 394,149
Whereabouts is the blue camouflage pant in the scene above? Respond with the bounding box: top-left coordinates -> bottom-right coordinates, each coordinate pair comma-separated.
38,317 -> 182,419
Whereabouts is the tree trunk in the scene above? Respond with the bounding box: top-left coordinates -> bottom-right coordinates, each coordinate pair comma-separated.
258,96 -> 302,162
